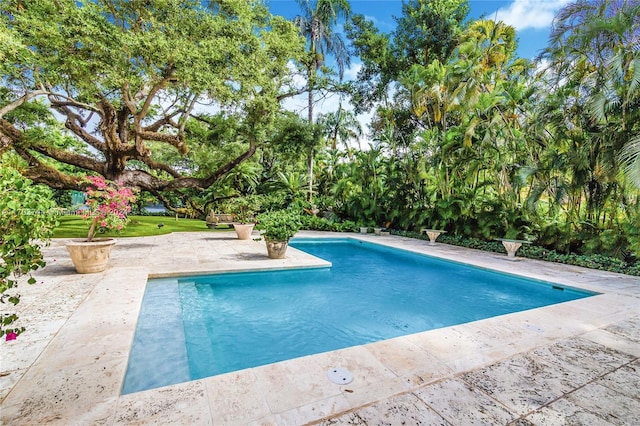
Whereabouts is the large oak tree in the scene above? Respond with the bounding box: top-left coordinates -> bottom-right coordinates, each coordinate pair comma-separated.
0,0 -> 304,204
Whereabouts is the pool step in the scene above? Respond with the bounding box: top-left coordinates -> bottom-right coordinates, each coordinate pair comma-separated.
122,279 -> 190,394
180,281 -> 218,380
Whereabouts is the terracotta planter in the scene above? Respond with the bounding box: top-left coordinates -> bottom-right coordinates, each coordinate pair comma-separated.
233,223 -> 255,240
265,239 -> 288,259
65,238 -> 116,274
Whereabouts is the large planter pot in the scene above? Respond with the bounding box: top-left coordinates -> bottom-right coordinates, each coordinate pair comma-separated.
233,223 -> 255,240
265,239 -> 289,259
65,238 -> 116,274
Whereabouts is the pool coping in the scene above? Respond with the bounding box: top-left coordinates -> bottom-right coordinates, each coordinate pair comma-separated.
1,230 -> 639,424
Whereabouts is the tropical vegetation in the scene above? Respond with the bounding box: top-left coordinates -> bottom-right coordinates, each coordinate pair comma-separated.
1,0 -> 639,275
0,167 -> 57,339
257,210 -> 303,242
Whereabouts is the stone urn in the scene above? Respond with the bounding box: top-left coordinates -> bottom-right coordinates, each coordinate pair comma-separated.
233,223 -> 255,240
65,238 -> 116,274
265,239 -> 288,259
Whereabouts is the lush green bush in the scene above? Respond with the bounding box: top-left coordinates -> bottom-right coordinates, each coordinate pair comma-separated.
257,192 -> 290,212
223,195 -> 261,223
256,210 -> 302,241
391,230 -> 639,276
299,215 -> 359,232
1,167 -> 58,340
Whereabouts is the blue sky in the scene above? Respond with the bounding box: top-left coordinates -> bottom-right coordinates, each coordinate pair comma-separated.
268,0 -> 572,60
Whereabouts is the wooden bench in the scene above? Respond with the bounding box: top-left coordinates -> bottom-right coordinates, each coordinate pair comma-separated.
495,238 -> 531,258
206,213 -> 235,229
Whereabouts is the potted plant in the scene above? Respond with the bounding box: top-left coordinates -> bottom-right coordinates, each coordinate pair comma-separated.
359,220 -> 374,234
65,176 -> 136,273
227,196 -> 260,240
256,210 -> 302,259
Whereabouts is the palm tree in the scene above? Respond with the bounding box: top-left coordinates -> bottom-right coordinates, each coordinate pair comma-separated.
541,0 -> 640,187
316,104 -> 363,149
458,19 -> 517,81
294,0 -> 351,202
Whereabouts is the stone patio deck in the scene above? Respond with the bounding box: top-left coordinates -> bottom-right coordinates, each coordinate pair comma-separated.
1,230 -> 638,425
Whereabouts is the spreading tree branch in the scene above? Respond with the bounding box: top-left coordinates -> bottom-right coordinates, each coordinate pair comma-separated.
13,147 -> 83,190
0,88 -> 49,119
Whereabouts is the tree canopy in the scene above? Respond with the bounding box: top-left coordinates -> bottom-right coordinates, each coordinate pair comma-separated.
0,0 -> 304,202
345,0 -> 469,112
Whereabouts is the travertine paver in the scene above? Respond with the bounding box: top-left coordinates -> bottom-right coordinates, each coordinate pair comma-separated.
321,323 -> 640,425
528,338 -> 635,384
1,231 -> 639,425
528,380 -> 640,425
414,378 -> 517,424
349,393 -> 450,425
116,380 -> 212,425
598,364 -> 640,398
462,352 -> 580,415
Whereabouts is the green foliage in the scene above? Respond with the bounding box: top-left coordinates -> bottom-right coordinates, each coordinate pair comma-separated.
224,195 -> 262,224
295,0 -> 352,79
273,171 -> 312,209
345,0 -> 469,112
52,189 -> 73,208
330,146 -> 389,226
258,192 -> 291,212
268,113 -> 320,161
391,230 -> 640,276
0,167 -> 57,339
256,210 -> 302,241
299,215 -> 359,232
316,106 -> 363,150
0,0 -> 305,200
394,0 -> 469,65
293,0 -> 352,204
622,218 -> 640,259
531,0 -> 640,237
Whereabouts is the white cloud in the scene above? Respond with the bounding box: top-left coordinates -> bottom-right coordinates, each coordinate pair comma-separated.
362,14 -> 395,32
493,0 -> 572,30
343,61 -> 362,81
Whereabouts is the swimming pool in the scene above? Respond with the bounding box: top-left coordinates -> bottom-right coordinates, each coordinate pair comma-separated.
122,238 -> 594,394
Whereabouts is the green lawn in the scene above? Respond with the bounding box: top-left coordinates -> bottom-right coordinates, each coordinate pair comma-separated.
53,215 -> 232,238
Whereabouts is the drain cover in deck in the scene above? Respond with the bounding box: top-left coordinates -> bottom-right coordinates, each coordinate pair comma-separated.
327,367 -> 353,385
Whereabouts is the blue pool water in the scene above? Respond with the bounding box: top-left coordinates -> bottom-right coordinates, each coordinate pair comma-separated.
122,238 -> 594,394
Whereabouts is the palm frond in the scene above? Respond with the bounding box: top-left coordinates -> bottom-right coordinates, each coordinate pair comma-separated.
619,135 -> 640,188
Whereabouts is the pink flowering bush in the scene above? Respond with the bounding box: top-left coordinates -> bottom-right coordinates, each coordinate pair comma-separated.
82,176 -> 137,242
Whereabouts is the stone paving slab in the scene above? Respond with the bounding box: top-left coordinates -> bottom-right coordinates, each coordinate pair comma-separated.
414,378 -> 517,424
1,230 -> 639,425
322,333 -> 640,425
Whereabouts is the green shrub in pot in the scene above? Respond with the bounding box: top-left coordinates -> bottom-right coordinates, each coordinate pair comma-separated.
256,210 -> 302,241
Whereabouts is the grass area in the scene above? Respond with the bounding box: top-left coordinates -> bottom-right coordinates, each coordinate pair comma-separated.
52,215 -> 232,238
